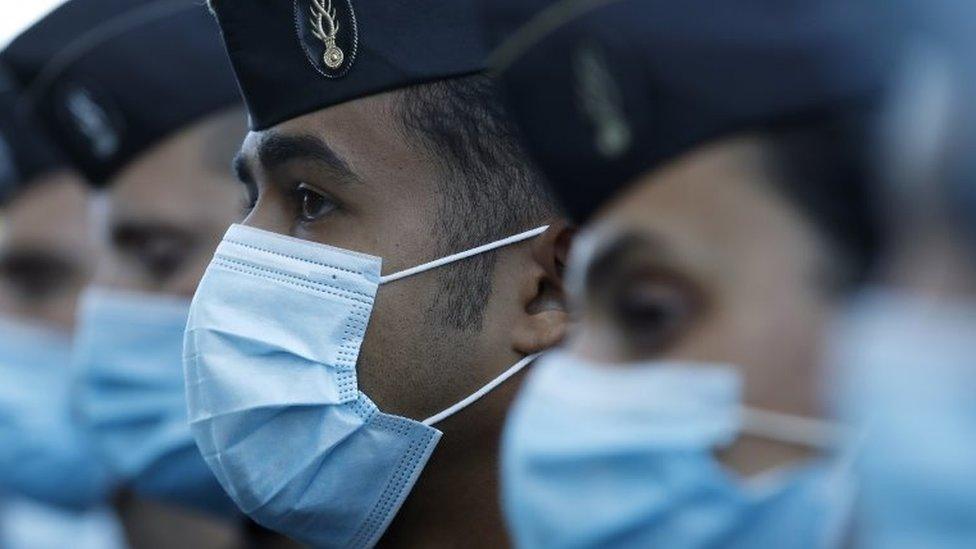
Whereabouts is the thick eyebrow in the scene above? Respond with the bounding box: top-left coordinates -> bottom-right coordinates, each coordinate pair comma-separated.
582,230 -> 672,289
256,133 -> 361,184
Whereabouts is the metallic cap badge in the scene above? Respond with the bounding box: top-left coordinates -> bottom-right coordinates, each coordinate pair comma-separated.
574,42 -> 631,159
296,0 -> 358,78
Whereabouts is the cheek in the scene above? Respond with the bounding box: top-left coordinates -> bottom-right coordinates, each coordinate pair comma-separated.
176,220 -> 238,296
671,285 -> 829,417
168,250 -> 215,298
46,293 -> 81,333
354,275 -> 441,412
355,271 -> 493,421
567,314 -> 632,363
94,250 -> 132,289
1,292 -> 78,333
0,287 -> 33,324
204,186 -> 251,228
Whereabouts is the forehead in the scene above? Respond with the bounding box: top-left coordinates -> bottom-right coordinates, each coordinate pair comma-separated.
2,170 -> 92,253
583,137 -> 821,278
243,91 -> 396,148
240,90 -> 436,185
108,109 -> 246,223
601,138 -> 768,223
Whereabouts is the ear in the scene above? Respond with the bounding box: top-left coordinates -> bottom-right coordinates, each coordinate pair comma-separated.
511,220 -> 576,355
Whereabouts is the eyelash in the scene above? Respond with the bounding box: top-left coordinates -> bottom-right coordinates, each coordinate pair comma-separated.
237,181 -> 340,222
293,182 -> 339,223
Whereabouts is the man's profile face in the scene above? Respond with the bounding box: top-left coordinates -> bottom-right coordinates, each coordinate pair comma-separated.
95,107 -> 248,297
0,170 -> 95,331
568,137 -> 834,424
234,90 -> 527,424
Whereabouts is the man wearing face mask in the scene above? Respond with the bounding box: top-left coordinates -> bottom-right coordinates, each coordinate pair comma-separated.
479,0 -> 898,546
2,1 -> 297,547
829,2 -> 976,546
186,1 -> 572,546
0,66 -> 124,549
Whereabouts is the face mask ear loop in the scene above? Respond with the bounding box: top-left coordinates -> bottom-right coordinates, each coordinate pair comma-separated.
379,226 -> 550,285
423,353 -> 541,427
739,407 -> 848,451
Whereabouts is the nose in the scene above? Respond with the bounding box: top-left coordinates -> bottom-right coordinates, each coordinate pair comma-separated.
242,192 -> 293,236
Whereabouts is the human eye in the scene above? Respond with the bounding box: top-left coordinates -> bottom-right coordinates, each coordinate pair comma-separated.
294,182 -> 338,223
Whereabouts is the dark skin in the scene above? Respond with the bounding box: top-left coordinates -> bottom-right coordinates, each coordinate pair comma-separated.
94,106 -> 300,549
234,89 -> 570,547
567,136 -> 836,476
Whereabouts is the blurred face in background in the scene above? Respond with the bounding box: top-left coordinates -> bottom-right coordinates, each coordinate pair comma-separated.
76,106 -> 251,549
0,169 -> 95,330
567,136 -> 840,473
95,107 -> 248,295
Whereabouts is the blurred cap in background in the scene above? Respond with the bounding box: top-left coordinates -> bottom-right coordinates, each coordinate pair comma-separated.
0,0 -> 241,187
482,0 -> 901,224
0,64 -> 63,205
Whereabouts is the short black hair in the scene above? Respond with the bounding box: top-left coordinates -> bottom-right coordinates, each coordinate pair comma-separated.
761,109 -> 883,294
396,74 -> 560,330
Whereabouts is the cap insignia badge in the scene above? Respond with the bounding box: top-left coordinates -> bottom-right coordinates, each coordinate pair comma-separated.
309,0 -> 344,69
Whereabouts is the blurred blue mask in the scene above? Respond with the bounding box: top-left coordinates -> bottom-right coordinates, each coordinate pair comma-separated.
73,289 -> 237,516
0,496 -> 126,549
0,317 -> 112,510
831,291 -> 976,549
502,350 -> 854,549
185,223 -> 546,547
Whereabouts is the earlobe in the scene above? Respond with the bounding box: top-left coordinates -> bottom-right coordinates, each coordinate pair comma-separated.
512,222 -> 576,355
512,305 -> 570,355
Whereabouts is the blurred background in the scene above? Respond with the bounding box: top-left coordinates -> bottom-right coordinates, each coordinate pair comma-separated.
0,2 -> 64,48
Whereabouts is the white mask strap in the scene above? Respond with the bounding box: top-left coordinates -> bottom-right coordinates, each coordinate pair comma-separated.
740,407 -> 846,450
380,226 -> 550,285
423,353 -> 540,426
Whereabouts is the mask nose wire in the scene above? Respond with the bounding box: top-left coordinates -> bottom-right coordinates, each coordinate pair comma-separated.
379,225 -> 550,285
423,353 -> 541,426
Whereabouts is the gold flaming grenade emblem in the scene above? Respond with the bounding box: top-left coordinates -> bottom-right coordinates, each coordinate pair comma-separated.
310,0 -> 344,69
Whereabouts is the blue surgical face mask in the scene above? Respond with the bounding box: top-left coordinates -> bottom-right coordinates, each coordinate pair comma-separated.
1,496 -> 126,549
185,223 -> 547,547
830,291 -> 976,549
73,289 -> 237,516
502,350 -> 855,549
0,317 -> 113,510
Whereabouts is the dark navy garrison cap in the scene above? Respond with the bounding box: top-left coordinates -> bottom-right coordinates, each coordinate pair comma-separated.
0,65 -> 63,204
483,0 -> 900,222
1,0 -> 242,187
208,0 -> 488,130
